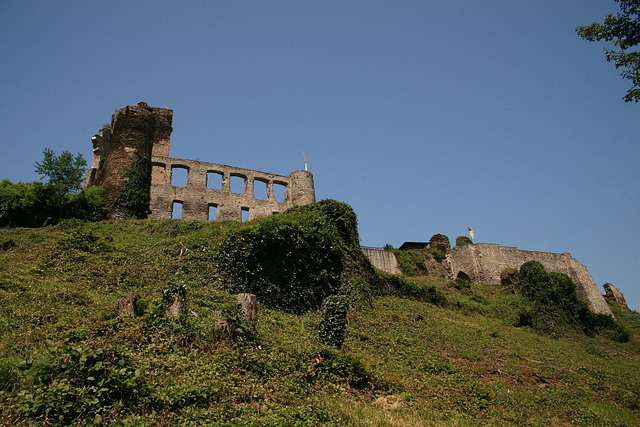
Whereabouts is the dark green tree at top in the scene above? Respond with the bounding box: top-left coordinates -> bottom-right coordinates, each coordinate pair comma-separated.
576,0 -> 640,102
34,148 -> 87,195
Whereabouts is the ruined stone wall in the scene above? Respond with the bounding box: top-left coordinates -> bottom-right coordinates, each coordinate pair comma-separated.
362,248 -> 401,275
447,243 -> 612,315
84,103 -> 315,222
84,103 -> 174,218
149,157 -> 314,221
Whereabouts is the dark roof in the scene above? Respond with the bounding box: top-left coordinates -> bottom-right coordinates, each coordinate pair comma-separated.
398,241 -> 428,251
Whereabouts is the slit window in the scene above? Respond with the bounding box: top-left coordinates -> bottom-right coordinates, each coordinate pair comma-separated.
208,205 -> 217,221
172,201 -> 183,219
207,172 -> 223,190
230,175 -> 245,194
171,167 -> 189,187
273,183 -> 287,203
254,179 -> 268,200
241,207 -> 249,222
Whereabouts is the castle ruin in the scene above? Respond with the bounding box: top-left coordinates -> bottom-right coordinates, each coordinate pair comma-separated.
365,244 -> 614,316
84,103 -> 315,221
85,103 -> 617,317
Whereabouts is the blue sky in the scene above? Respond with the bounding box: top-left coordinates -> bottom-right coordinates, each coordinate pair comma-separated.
1,1 -> 638,310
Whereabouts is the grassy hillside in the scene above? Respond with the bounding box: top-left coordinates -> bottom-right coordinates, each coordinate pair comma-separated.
1,201 -> 639,426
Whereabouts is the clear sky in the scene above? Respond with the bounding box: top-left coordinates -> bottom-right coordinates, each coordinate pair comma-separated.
1,1 -> 638,310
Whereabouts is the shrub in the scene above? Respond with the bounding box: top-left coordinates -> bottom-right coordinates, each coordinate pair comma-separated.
455,236 -> 473,247
0,180 -> 105,227
376,272 -> 447,306
512,261 -> 628,340
318,295 -> 349,348
393,250 -> 428,276
500,268 -> 519,293
214,200 -> 371,314
17,342 -> 145,425
431,248 -> 445,261
311,348 -> 377,390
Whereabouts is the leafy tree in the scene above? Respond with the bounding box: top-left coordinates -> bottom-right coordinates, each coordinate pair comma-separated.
34,148 -> 87,195
576,0 -> 640,102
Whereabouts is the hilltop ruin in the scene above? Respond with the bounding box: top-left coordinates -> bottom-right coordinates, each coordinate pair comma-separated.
84,102 -> 315,221
364,243 -> 615,316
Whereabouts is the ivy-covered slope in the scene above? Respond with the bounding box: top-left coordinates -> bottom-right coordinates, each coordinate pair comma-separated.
0,200 -> 639,426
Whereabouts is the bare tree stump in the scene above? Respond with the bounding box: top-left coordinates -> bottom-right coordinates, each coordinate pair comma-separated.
117,293 -> 139,317
163,283 -> 187,319
213,316 -> 235,342
236,293 -> 257,328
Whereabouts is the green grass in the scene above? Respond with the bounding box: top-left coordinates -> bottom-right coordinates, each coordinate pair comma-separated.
1,212 -> 639,426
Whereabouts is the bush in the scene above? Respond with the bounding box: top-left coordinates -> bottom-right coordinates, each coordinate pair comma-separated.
0,180 -> 105,227
431,249 -> 445,261
455,236 -> 473,247
500,268 -> 519,293
376,272 -> 447,306
214,200 -> 371,314
393,250 -> 428,276
17,342 -> 145,425
318,295 -> 349,348
512,261 -> 628,340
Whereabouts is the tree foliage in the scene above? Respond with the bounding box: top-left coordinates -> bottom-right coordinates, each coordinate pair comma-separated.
0,180 -> 105,227
576,0 -> 640,102
34,148 -> 87,195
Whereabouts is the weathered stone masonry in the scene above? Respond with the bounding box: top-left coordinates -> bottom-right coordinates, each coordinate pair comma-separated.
365,243 -> 613,316
84,103 -> 315,220
149,157 -> 315,221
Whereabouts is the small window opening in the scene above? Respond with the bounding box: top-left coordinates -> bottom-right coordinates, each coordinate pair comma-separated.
254,180 -> 268,200
171,167 -> 189,187
207,172 -> 223,190
230,175 -> 245,194
208,205 -> 217,221
172,201 -> 183,219
241,207 -> 249,222
273,183 -> 287,203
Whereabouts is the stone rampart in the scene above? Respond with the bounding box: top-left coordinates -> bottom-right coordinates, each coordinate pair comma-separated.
362,248 -> 401,275
448,243 -> 612,315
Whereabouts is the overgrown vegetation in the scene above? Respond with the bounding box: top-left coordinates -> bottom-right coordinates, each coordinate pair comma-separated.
393,250 -> 429,276
456,235 -> 473,247
112,152 -> 152,219
0,201 -> 639,425
504,261 -> 629,341
0,180 -> 105,227
0,149 -> 105,227
318,295 -> 349,348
